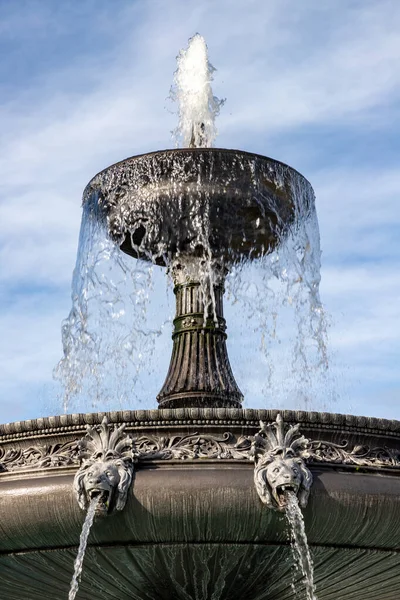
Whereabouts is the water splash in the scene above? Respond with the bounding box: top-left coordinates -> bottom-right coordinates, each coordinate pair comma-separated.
224,167 -> 331,410
54,195 -> 165,412
68,497 -> 98,600
171,33 -> 225,147
285,492 -> 318,600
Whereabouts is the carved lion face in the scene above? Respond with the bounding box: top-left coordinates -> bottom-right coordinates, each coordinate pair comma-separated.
74,458 -> 132,515
265,458 -> 302,508
255,455 -> 312,511
84,461 -> 120,511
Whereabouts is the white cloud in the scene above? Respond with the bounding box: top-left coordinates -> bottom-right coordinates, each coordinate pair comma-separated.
0,0 -> 399,422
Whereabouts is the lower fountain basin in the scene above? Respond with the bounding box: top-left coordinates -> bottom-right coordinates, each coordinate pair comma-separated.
1,408 -> 400,599
84,149 -> 313,265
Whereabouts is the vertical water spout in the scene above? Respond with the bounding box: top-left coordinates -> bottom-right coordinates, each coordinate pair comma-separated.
285,492 -> 318,600
171,33 -> 224,147
68,497 -> 98,600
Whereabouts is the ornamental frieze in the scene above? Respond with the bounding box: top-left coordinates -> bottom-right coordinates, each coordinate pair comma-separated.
0,429 -> 399,473
308,440 -> 400,467
0,440 -> 80,471
135,431 -> 252,460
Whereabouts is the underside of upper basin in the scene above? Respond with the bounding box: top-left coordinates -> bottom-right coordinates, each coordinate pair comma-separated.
84,148 -> 313,265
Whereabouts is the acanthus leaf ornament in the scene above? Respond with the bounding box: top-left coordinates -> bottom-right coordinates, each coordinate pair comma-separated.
307,440 -> 400,467
0,440 -> 80,471
135,431 -> 252,461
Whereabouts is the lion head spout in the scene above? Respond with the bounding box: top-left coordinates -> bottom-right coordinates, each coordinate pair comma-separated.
252,414 -> 312,511
74,416 -> 137,516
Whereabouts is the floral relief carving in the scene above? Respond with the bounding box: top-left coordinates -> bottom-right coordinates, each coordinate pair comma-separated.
0,425 -> 399,474
135,432 -> 252,460
0,440 -> 80,471
307,440 -> 400,468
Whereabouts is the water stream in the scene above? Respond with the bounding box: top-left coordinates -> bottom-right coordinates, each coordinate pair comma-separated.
68,497 -> 98,600
285,492 -> 318,600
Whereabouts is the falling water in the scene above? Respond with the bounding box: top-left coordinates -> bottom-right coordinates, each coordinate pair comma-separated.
68,497 -> 98,600
54,194 -> 166,412
285,492 -> 317,600
56,33 -> 332,413
171,33 -> 225,147
225,178 -> 331,411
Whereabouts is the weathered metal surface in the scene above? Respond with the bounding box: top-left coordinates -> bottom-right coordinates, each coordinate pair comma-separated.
157,279 -> 243,408
84,149 -> 309,265
2,544 -> 400,600
1,409 -> 400,599
74,416 -> 136,515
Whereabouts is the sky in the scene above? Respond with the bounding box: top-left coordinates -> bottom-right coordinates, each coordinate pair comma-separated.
0,0 -> 399,423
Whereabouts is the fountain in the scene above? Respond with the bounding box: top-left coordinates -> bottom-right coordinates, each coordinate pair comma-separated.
1,34 -> 400,600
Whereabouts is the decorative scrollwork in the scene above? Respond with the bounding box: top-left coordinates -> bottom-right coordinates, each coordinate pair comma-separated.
0,440 -> 80,471
308,440 -> 400,468
1,423 -> 399,476
135,432 -> 252,460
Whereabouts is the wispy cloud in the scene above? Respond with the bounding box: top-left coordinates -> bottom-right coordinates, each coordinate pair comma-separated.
0,0 -> 399,422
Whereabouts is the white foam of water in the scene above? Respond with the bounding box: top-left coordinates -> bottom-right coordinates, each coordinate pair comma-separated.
171,33 -> 225,147
68,497 -> 98,600
285,492 -> 318,600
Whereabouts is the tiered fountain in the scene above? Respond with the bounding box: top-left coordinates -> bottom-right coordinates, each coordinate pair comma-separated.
0,35 -> 399,600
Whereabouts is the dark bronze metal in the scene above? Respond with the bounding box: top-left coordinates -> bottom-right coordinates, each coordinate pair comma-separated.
86,149 -> 307,265
1,409 -> 400,599
157,279 -> 243,408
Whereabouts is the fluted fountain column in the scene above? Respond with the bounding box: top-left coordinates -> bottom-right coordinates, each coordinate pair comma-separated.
157,259 -> 243,408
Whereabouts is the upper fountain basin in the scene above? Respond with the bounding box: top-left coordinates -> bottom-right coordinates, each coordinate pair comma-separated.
84,148 -> 314,266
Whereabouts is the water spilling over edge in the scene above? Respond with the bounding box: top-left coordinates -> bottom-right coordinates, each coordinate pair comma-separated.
54,195 -> 166,412
56,149 -> 331,412
225,170 -> 331,410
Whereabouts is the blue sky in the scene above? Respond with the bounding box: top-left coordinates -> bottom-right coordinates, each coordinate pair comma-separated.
0,0 -> 399,423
